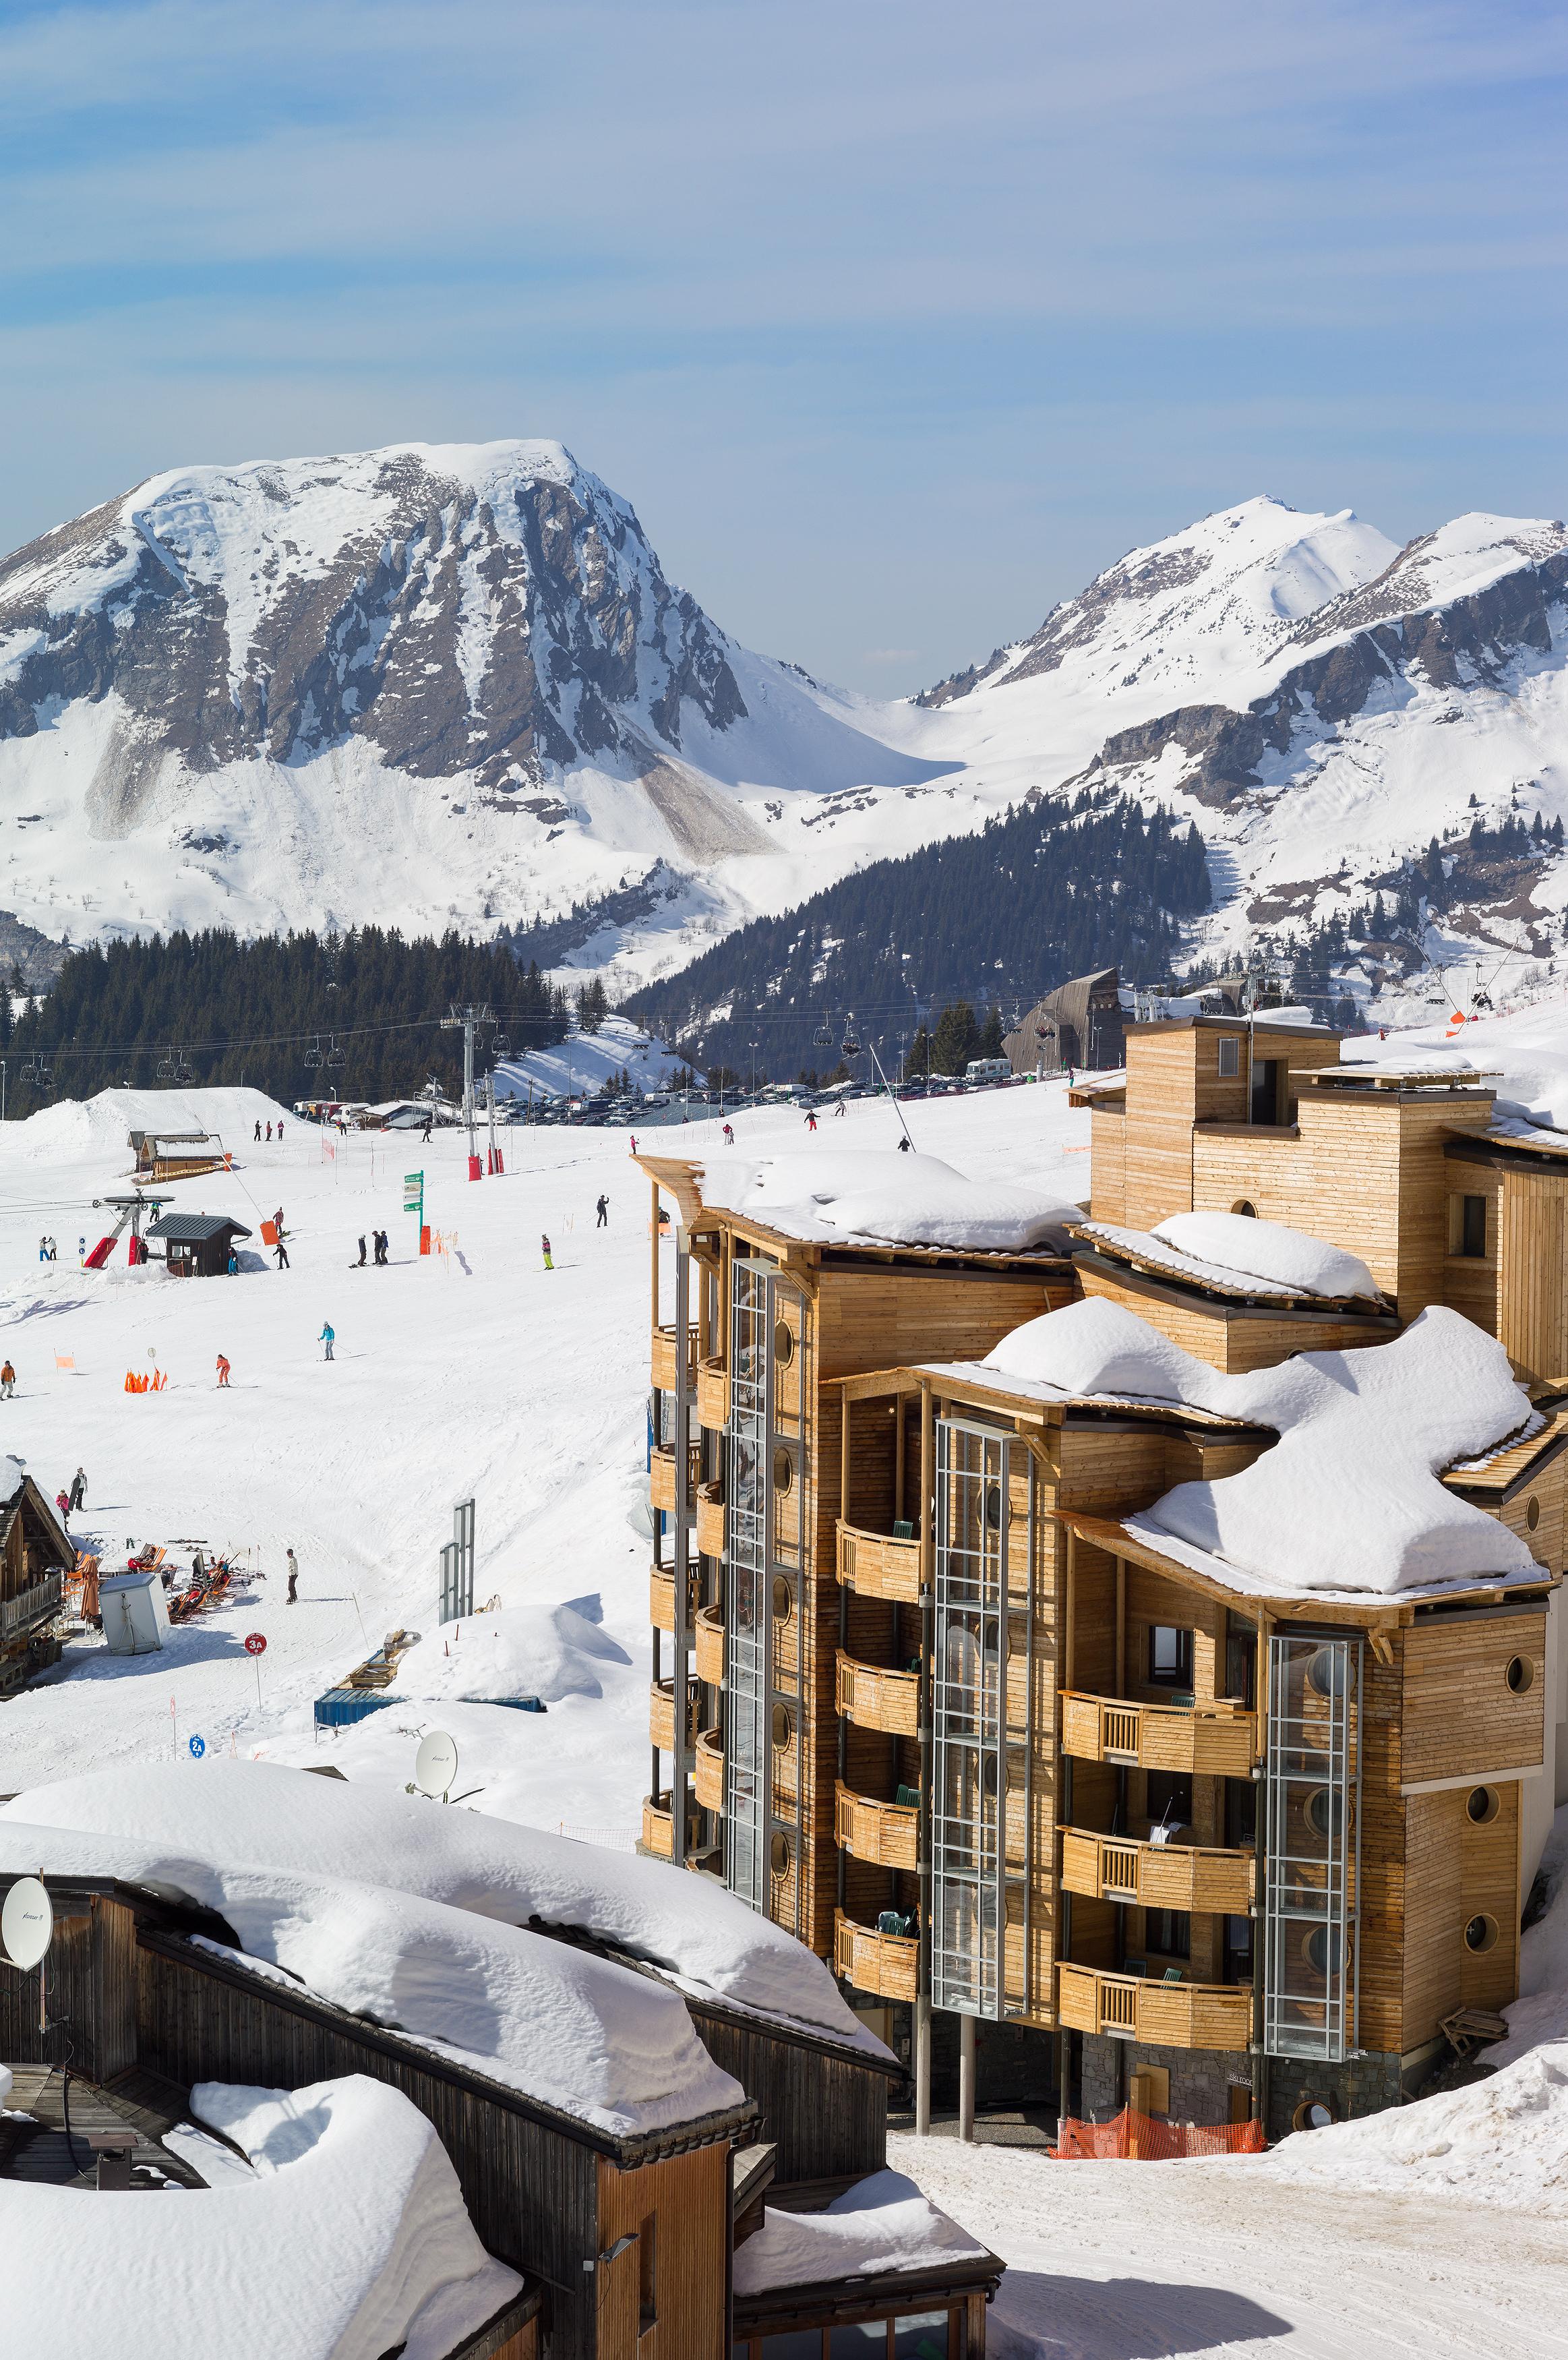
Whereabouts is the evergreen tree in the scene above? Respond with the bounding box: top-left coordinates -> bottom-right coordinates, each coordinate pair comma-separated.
904,1025 -> 932,1079
975,1005 -> 1006,1059
931,1001 -> 979,1074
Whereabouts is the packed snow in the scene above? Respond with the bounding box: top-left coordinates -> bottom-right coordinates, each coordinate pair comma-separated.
733,2168 -> 990,2295
977,1296 -> 1538,1595
1147,1212 -> 1379,1301
690,1146 -> 1083,1253
1,2072 -> 523,2360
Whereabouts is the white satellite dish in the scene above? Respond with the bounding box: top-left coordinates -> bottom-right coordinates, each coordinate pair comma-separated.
414,1730 -> 459,1800
2,1876 -> 53,1971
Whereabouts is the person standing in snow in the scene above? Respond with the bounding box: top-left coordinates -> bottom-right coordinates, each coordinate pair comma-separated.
0,1361 -> 13,1398
355,1235 -> 367,1266
254,1120 -> 262,1142
286,1547 -> 299,1604
215,1354 -> 231,1388
596,1194 -> 608,1227
69,1465 -> 86,1512
319,1321 -> 335,1361
723,1121 -> 734,1146
897,1135 -> 913,1153
266,1121 -> 273,1142
629,1133 -> 637,1155
38,1236 -> 47,1263
833,1097 -> 845,1118
55,1488 -> 71,1525
541,1235 -> 553,1270
274,1223 -> 290,1270
805,1111 -> 818,1131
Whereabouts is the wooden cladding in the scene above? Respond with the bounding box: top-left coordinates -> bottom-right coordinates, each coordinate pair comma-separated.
651,1323 -> 698,1396
641,1792 -> 702,1860
694,1602 -> 725,1688
834,1910 -> 919,2003
1060,1690 -> 1257,1775
1501,1166 -> 1568,1383
696,1357 -> 729,1433
837,1521 -> 922,1603
694,1728 -> 724,1812
649,1676 -> 701,1753
1060,1827 -> 1255,1912
695,1482 -> 726,1560
837,1650 -> 920,1738
1056,1961 -> 1254,2052
595,2143 -> 729,2360
649,1565 -> 700,1635
650,1445 -> 698,1516
835,1781 -> 919,1870
1400,1612 -> 1546,1785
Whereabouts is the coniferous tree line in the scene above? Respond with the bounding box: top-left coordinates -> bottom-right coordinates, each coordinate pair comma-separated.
0,927 -> 570,1119
625,788 -> 1209,1080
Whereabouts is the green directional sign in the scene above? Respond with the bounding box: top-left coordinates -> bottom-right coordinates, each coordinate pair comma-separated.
404,1169 -> 425,1218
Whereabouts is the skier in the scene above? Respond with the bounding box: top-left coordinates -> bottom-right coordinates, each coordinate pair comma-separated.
833,1098 -> 846,1119
355,1235 -> 367,1266
254,1120 -> 262,1142
421,1112 -> 433,1143
373,1229 -> 387,1265
629,1134 -> 637,1156
266,1121 -> 273,1143
46,1237 -> 56,1261
69,1465 -> 86,1512
723,1121 -> 734,1146
37,1236 -> 47,1263
319,1320 -> 335,1361
805,1111 -> 818,1131
215,1354 -> 231,1388
274,1227 -> 290,1270
596,1194 -> 608,1227
286,1547 -> 299,1605
0,1361 -> 13,1398
541,1234 -> 553,1271
56,1489 -> 71,1525
897,1135 -> 913,1153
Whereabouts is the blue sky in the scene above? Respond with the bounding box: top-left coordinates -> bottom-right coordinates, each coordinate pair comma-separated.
2,0 -> 1567,691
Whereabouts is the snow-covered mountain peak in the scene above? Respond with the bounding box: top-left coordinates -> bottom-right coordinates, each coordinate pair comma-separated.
1287,511 -> 1568,650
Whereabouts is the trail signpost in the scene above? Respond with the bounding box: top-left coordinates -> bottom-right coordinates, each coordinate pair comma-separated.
245,1628 -> 267,1709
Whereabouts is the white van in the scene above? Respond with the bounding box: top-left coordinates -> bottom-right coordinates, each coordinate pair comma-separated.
964,1057 -> 1011,1085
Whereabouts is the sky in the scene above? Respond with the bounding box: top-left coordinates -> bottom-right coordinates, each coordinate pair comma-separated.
1,0 -> 1567,694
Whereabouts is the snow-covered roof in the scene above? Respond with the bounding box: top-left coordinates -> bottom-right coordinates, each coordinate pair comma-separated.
679,1148 -> 1081,1256
1075,1211 -> 1382,1305
733,2169 -> 994,2297
0,1761 -> 883,2082
1,2073 -> 524,2360
958,1297 -> 1544,1597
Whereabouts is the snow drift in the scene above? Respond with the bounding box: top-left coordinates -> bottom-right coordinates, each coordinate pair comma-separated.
733,2168 -> 990,2295
695,1148 -> 1081,1253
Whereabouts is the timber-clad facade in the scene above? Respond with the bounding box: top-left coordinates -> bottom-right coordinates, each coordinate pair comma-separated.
638,1013 -> 1568,2145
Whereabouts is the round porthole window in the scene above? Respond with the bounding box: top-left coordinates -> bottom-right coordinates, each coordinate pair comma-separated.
1466,1786 -> 1500,1826
1306,1647 -> 1348,1700
1232,1201 -> 1258,1218
1304,1787 -> 1344,1839
769,1833 -> 791,1879
773,1447 -> 794,1496
771,1574 -> 792,1622
1292,2098 -> 1335,2133
983,1481 -> 1007,1531
771,1703 -> 792,1750
1464,1913 -> 1499,1954
1505,1655 -> 1535,1694
773,1321 -> 795,1369
1526,1494 -> 1541,1533
1303,1924 -> 1341,1976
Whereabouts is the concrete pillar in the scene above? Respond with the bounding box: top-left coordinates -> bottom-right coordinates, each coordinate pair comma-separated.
914,1995 -> 932,2135
959,2013 -> 976,2143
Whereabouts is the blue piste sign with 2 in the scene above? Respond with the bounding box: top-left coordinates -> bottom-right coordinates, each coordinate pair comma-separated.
188,1734 -> 206,1759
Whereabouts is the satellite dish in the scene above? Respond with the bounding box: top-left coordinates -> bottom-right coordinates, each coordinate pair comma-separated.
2,1876 -> 53,1970
414,1730 -> 459,1800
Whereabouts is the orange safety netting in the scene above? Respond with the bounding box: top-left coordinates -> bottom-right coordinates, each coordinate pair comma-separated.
1052,2105 -> 1267,2160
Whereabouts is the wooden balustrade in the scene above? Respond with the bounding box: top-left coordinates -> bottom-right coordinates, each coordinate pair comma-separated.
836,1521 -> 922,1605
649,1676 -> 701,1752
1056,1961 -> 1255,2051
694,1601 -> 726,1688
834,1910 -> 919,2004
836,1649 -> 920,1737
694,1727 -> 725,1812
835,1781 -> 918,1870
1060,1827 -> 1255,1912
695,1480 -> 726,1559
649,1442 -> 700,1516
696,1357 -> 729,1432
648,1564 -> 702,1634
1059,1690 -> 1257,1775
640,1792 -> 702,1860
651,1322 -> 699,1395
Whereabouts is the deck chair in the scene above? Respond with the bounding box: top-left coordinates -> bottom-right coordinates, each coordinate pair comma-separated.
893,1519 -> 914,1541
1162,1967 -> 1184,1984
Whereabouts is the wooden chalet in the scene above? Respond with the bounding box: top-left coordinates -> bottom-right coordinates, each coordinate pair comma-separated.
145,1208 -> 253,1276
638,1013 -> 1568,2146
0,1467 -> 73,1697
130,1128 -> 225,1181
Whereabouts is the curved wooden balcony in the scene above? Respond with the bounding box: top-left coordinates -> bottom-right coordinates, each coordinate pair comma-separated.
1060,1827 -> 1255,1912
694,1726 -> 725,1812
1060,1690 -> 1257,1777
696,1479 -> 726,1559
834,1909 -> 918,2003
837,1521 -> 920,1604
649,1675 -> 701,1752
697,1357 -> 729,1432
1057,1960 -> 1253,2051
836,1649 -> 919,1738
695,1601 -> 725,1688
835,1780 -> 918,1870
651,1322 -> 698,1396
641,1791 -> 702,1860
649,1564 -> 700,1634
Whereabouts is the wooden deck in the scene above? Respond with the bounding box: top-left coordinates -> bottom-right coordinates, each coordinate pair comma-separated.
835,1781 -> 918,1870
1056,1961 -> 1254,2051
833,1910 -> 919,2004
1060,1827 -> 1255,1912
1059,1689 -> 1257,1775
836,1649 -> 920,1737
0,2061 -> 205,2188
836,1521 -> 921,1604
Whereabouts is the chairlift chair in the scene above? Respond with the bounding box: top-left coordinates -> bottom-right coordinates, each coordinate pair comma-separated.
840,1013 -> 862,1056
326,1037 -> 346,1070
303,1038 -> 324,1071
174,1054 -> 195,1085
812,1018 -> 834,1049
155,1050 -> 176,1081
492,1028 -> 512,1059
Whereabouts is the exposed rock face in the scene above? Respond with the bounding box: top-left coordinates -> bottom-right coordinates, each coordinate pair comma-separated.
0,443 -> 748,797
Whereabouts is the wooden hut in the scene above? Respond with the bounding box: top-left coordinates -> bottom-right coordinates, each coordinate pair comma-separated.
130,1129 -> 224,1181
145,1210 -> 252,1276
0,1468 -> 73,1696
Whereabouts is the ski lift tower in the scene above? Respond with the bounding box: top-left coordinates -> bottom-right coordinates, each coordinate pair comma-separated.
441,1003 -> 493,1181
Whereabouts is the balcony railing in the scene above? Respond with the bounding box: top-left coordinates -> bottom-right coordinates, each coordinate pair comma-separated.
649,1442 -> 700,1517
694,1601 -> 725,1688
641,1792 -> 702,1860
695,1479 -> 726,1560
836,1649 -> 920,1738
649,1564 -> 700,1635
834,1909 -> 919,2003
1056,1961 -> 1255,2052
835,1780 -> 918,1870
836,1521 -> 921,1605
651,1322 -> 698,1396
1060,1827 -> 1255,1913
696,1357 -> 729,1432
649,1675 -> 702,1753
1,1572 -> 63,1639
694,1727 -> 725,1812
1060,1690 -> 1257,1776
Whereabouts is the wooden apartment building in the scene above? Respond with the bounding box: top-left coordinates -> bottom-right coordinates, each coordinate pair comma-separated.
638,1016 -> 1567,2139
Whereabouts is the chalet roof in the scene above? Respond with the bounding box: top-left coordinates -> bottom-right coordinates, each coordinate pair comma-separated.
0,1467 -> 73,1566
1071,1217 -> 1391,1314
1297,1065 -> 1498,1096
1443,1400 -> 1568,1496
146,1212 -> 252,1243
634,1150 -> 1081,1262
913,1357 -> 1271,1432
1125,1013 -> 1340,1038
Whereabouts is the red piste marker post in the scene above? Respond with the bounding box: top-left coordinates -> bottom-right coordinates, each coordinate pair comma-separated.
245,1629 -> 267,1711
